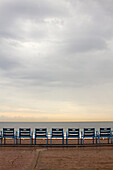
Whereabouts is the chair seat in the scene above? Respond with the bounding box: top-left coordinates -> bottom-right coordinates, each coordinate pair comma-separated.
35,135 -> 47,138
3,135 -> 16,138
68,135 -> 79,138
100,134 -> 111,137
19,135 -> 31,137
52,135 -> 63,137
84,135 -> 95,138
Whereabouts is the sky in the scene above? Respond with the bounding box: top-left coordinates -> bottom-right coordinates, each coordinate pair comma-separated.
0,0 -> 113,122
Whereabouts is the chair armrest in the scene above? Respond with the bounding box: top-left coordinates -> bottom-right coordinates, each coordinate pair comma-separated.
0,130 -> 2,137
34,131 -> 37,138
18,131 -> 20,138
31,131 -> 33,137
111,130 -> 113,136
50,130 -> 52,137
96,130 -> 99,137
81,131 -> 83,138
16,131 -> 19,138
15,131 -> 18,137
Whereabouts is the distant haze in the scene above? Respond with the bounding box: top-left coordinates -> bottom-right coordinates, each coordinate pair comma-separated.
0,0 -> 113,122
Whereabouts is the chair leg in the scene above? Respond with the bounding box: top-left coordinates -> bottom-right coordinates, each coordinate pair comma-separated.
108,138 -> 109,144
66,138 -> 68,145
4,138 -> 6,144
20,138 -> 21,145
77,138 -> 78,145
99,137 -> 101,145
1,138 -> 2,144
34,138 -> 36,145
93,138 -> 94,144
18,138 -> 19,145
79,138 -> 81,145
83,138 -> 84,145
50,138 -> 52,145
63,138 -> 64,145
111,137 -> 113,145
81,138 -> 82,145
95,137 -> 97,145
47,137 -> 48,145
16,138 -> 18,145
31,138 -> 33,145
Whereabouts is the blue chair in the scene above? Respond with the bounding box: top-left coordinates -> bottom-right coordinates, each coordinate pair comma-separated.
97,128 -> 113,145
81,128 -> 96,145
50,128 -> 64,145
2,128 -> 17,144
18,128 -> 33,145
66,128 -> 80,145
0,130 -> 2,144
34,128 -> 48,145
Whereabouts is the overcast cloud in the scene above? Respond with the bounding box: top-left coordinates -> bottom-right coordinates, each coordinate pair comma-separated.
0,0 -> 113,121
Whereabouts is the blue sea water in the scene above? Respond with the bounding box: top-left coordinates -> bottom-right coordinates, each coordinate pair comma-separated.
0,121 -> 113,133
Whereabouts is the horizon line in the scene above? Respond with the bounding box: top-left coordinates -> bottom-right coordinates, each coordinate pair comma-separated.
0,120 -> 113,123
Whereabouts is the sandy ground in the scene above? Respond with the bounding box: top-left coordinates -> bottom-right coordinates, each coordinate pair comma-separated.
0,147 -> 35,170
0,146 -> 113,170
0,139 -> 113,170
37,147 -> 113,170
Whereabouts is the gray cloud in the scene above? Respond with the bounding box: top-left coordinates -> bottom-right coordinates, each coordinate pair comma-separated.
0,0 -> 69,41
0,0 -> 113,120
0,55 -> 20,70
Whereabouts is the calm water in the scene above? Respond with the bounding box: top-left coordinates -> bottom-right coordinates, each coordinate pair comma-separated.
0,122 -> 113,133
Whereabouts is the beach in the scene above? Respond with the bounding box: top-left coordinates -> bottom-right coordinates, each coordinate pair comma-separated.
0,139 -> 113,170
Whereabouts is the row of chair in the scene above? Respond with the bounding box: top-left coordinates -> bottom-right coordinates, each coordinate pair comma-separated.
0,127 -> 113,145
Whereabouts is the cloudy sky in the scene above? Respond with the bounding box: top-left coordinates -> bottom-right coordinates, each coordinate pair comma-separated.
0,0 -> 113,122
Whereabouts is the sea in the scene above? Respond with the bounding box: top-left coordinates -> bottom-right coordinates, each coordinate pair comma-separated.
0,121 -> 113,133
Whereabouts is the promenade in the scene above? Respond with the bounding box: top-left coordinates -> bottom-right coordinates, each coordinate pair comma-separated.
0,145 -> 113,170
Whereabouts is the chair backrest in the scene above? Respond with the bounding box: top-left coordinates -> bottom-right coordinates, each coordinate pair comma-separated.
35,128 -> 47,136
100,128 -> 111,137
3,128 -> 14,137
19,128 -> 31,137
68,128 -> 79,137
52,128 -> 63,136
84,128 -> 95,137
